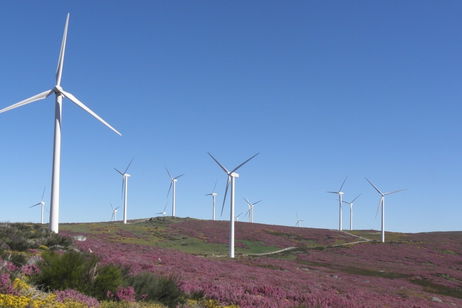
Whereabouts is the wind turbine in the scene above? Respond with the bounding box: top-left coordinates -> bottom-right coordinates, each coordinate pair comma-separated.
342,194 -> 361,231
206,181 -> 218,221
243,198 -> 262,223
0,14 -> 121,233
366,178 -> 405,243
110,204 -> 119,221
166,169 -> 184,217
208,152 -> 259,258
295,213 -> 304,227
156,201 -> 168,217
235,212 -> 244,222
328,177 -> 348,231
114,160 -> 133,224
30,187 -> 47,224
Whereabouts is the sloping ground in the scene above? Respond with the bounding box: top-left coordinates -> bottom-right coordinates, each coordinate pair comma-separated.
61,218 -> 462,308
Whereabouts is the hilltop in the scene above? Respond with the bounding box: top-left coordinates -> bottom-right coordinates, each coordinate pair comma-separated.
60,218 -> 462,307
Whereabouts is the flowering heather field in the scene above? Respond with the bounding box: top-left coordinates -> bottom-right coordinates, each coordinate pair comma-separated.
61,218 -> 462,308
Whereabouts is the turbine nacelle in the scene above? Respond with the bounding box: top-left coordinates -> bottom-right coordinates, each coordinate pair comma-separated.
53,85 -> 64,93
230,172 -> 239,178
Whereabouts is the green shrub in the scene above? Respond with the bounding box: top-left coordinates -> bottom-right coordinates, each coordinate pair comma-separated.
32,250 -> 123,300
92,264 -> 124,299
126,272 -> 184,307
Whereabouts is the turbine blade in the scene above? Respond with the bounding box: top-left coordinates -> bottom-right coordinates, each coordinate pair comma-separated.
220,177 -> 230,216
124,158 -> 134,174
60,89 -> 122,136
56,13 -> 70,86
114,168 -> 124,175
166,182 -> 172,198
207,152 -> 229,174
162,201 -> 168,212
121,177 -> 125,200
374,198 -> 382,219
41,186 -> 46,201
327,191 -> 339,194
0,90 -> 53,114
243,197 -> 251,205
165,168 -> 173,179
339,176 -> 348,192
174,174 -> 184,180
351,194 -> 361,203
253,200 -> 262,205
230,153 -> 259,173
365,178 -> 383,195
30,203 -> 41,208
384,189 -> 406,196
342,200 -> 350,204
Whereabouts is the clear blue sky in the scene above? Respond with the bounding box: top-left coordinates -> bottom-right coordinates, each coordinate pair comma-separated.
0,1 -> 461,232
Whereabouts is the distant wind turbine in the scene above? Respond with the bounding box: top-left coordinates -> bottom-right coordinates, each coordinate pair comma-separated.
0,14 -> 121,233
328,177 -> 348,231
342,194 -> 361,231
235,212 -> 244,222
243,198 -> 262,223
295,213 -> 304,227
366,178 -> 405,243
166,169 -> 184,217
157,201 -> 168,217
208,152 -> 259,258
110,204 -> 119,221
114,160 -> 133,224
30,187 -> 47,224
206,181 -> 218,221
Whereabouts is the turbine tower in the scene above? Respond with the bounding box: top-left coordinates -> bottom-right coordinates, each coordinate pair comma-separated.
328,177 -> 348,231
208,152 -> 258,258
0,14 -> 121,233
206,182 -> 218,221
31,187 -> 47,224
366,178 -> 405,243
166,169 -> 184,217
342,194 -> 361,231
110,204 -> 119,221
115,160 -> 133,224
243,198 -> 262,223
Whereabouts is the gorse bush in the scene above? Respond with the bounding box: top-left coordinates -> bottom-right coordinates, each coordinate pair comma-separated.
125,272 -> 184,307
33,250 -> 123,300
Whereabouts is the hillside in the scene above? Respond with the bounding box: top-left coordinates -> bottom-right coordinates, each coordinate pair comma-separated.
60,218 -> 462,307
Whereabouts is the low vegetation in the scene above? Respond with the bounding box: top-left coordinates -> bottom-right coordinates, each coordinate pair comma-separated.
1,220 -> 461,307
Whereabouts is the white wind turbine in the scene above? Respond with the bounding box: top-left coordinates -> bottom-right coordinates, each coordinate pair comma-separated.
328,177 -> 348,231
156,201 -> 168,217
0,14 -> 121,233
30,187 -> 47,224
295,213 -> 304,227
366,178 -> 405,243
114,160 -> 133,224
166,169 -> 184,217
110,204 -> 119,221
342,194 -> 361,231
208,152 -> 259,258
235,212 -> 244,222
206,181 -> 218,221
243,198 -> 262,223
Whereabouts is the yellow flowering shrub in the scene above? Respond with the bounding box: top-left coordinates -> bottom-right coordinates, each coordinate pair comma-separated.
0,293 -> 90,308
